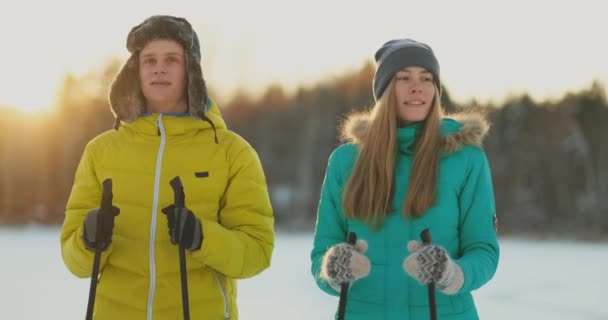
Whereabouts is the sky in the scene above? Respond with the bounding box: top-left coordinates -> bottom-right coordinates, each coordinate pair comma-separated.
1,0 -> 607,112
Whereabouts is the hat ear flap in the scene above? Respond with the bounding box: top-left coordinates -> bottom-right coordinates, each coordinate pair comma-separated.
185,52 -> 207,117
109,55 -> 144,122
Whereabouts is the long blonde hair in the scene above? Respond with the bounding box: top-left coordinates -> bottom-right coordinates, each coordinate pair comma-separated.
343,78 -> 443,228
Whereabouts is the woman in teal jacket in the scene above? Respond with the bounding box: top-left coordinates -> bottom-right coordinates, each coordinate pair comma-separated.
310,39 -> 499,320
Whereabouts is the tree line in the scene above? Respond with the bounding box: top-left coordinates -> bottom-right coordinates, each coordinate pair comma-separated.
0,60 -> 606,238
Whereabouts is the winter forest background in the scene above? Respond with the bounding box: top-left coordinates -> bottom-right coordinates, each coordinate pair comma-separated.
0,59 -> 607,239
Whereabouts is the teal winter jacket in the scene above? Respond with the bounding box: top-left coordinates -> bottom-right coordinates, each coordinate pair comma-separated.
311,113 -> 499,320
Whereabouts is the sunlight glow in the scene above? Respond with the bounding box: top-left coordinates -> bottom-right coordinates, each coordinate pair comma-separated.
1,0 -> 606,111
0,74 -> 61,113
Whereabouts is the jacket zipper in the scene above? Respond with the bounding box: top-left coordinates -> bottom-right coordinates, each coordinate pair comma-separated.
213,271 -> 231,320
147,114 -> 166,319
147,115 -> 229,319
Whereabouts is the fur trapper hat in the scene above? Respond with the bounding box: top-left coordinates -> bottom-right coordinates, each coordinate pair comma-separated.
108,15 -> 208,128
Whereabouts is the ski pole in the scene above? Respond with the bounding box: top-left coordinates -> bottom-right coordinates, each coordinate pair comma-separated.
420,229 -> 437,320
169,176 -> 190,320
86,179 -> 113,320
337,231 -> 357,320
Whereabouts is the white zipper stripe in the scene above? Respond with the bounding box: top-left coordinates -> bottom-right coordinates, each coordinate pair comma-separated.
147,114 -> 166,320
213,271 -> 230,320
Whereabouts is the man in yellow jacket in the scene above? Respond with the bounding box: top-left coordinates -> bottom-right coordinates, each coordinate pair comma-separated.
60,15 -> 274,319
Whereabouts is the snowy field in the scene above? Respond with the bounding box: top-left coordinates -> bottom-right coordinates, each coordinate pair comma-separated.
1,225 -> 606,320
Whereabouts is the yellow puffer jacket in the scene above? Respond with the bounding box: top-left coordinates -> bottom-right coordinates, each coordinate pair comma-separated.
60,100 -> 274,319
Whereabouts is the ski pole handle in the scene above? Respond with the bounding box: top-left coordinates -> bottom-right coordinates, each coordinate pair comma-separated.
420,229 -> 432,245
337,232 -> 357,320
97,179 -> 115,249
346,232 -> 357,246
169,176 -> 185,208
420,228 -> 437,320
100,179 -> 113,212
97,175 -> 114,238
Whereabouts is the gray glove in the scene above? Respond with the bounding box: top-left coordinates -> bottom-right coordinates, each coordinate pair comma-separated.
82,207 -> 120,251
403,241 -> 464,295
321,240 -> 371,291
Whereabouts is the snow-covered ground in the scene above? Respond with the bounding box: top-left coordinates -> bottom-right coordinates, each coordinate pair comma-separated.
1,225 -> 606,319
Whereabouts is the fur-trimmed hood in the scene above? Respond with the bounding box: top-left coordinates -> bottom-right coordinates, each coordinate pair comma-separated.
340,112 -> 490,153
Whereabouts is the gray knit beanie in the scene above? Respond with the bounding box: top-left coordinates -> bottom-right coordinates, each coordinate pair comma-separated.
372,39 -> 440,101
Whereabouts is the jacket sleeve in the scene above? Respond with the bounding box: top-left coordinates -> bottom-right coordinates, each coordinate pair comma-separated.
310,146 -> 350,297
60,143 -> 113,278
191,139 -> 274,279
454,147 -> 500,293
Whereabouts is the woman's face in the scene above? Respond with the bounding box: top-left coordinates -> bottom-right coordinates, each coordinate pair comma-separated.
394,66 -> 436,124
139,39 -> 187,113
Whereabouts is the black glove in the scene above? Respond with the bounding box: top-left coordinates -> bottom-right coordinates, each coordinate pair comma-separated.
83,206 -> 120,251
161,204 -> 203,251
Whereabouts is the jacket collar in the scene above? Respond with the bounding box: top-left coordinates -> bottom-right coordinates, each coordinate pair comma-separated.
123,98 -> 226,137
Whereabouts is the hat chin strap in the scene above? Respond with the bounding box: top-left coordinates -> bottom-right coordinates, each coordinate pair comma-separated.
196,110 -> 218,144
